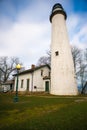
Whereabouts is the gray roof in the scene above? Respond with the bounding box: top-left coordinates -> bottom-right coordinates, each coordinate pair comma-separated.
13,64 -> 50,76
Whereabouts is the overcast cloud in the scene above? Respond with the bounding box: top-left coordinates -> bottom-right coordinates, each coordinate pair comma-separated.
0,0 -> 87,68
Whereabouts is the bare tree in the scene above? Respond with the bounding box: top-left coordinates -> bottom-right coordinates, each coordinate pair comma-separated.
37,50 -> 51,66
0,56 -> 22,83
84,48 -> 87,62
71,46 -> 87,94
37,56 -> 50,66
79,49 -> 87,94
71,46 -> 82,74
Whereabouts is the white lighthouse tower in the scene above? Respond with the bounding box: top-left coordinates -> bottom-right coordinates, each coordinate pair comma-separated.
50,3 -> 78,95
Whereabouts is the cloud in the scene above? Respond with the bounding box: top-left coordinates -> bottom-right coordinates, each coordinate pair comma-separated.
0,0 -> 87,68
67,14 -> 80,32
0,1 -> 53,68
0,19 -> 51,67
71,23 -> 87,49
67,14 -> 87,49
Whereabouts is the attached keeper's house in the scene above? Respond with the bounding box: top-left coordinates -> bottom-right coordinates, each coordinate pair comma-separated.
14,65 -> 50,93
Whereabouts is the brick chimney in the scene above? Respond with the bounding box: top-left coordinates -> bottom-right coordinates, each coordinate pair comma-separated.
31,64 -> 35,69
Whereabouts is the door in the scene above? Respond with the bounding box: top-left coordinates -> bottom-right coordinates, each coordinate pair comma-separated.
45,81 -> 49,92
26,79 -> 30,91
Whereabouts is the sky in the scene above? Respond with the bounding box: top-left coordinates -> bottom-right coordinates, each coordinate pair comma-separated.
0,0 -> 87,69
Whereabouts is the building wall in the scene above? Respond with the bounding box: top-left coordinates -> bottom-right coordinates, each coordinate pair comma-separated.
51,12 -> 78,95
0,84 -> 10,92
43,79 -> 50,92
33,67 -> 50,91
14,66 -> 50,92
14,73 -> 32,92
33,69 -> 43,91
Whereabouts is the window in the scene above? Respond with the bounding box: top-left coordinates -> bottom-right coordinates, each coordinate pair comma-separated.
26,79 -> 30,91
21,79 -> 24,88
34,86 -> 37,89
49,72 -> 50,77
55,51 -> 59,56
41,70 -> 43,76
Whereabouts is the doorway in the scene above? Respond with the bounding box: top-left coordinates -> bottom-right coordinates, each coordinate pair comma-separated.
45,81 -> 49,92
26,79 -> 30,91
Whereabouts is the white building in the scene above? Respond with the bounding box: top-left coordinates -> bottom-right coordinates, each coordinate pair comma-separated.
50,3 -> 78,95
14,3 -> 78,95
0,80 -> 14,92
14,65 -> 50,93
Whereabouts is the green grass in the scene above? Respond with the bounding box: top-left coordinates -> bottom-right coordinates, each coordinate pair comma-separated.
0,93 -> 87,130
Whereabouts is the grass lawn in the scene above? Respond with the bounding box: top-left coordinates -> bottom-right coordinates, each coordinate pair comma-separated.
0,93 -> 87,130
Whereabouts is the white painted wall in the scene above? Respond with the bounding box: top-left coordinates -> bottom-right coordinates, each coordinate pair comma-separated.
43,79 -> 50,92
33,69 -> 43,91
14,66 -> 50,92
50,9 -> 78,95
33,67 -> 50,91
14,73 -> 32,92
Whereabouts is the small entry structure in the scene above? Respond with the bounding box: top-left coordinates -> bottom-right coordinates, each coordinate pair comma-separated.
45,81 -> 49,92
43,76 -> 50,93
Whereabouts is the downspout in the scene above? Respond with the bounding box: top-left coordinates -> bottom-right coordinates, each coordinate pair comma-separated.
31,72 -> 33,92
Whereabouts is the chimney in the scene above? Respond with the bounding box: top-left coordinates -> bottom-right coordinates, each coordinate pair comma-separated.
31,64 -> 35,69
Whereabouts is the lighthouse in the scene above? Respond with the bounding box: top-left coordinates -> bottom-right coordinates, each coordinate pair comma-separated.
50,3 -> 78,95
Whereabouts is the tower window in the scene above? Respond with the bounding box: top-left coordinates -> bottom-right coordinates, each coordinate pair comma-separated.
41,70 -> 43,76
55,51 -> 59,56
